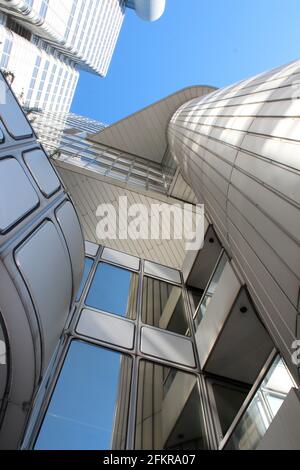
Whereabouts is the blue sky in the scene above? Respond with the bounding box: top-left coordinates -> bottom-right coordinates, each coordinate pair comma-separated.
71,0 -> 300,125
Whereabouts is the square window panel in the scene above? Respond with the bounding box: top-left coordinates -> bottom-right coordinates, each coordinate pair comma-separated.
135,360 -> 208,450
85,262 -> 138,319
142,276 -> 190,336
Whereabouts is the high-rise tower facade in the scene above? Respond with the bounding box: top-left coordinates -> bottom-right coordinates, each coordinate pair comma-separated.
0,1 -> 166,110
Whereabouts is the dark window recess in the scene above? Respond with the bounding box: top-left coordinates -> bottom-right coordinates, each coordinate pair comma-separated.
142,276 -> 190,336
6,18 -> 32,41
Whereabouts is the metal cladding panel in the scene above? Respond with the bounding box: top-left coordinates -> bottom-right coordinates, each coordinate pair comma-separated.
168,59 -> 300,377
77,308 -> 135,350
140,326 -> 196,368
55,201 -> 85,298
144,260 -> 181,284
84,240 -> 99,257
23,148 -> 61,197
0,158 -> 39,233
15,221 -> 73,366
0,72 -> 84,448
0,261 -> 36,411
101,247 -> 140,271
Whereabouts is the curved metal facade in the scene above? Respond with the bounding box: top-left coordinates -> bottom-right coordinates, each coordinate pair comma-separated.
168,60 -> 300,378
0,72 -> 84,448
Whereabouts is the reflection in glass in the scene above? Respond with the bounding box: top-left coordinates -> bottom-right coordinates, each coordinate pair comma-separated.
85,262 -> 138,319
194,252 -> 228,328
135,360 -> 208,450
225,356 -> 295,450
76,257 -> 93,301
35,341 -> 131,450
142,277 -> 190,336
211,382 -> 249,436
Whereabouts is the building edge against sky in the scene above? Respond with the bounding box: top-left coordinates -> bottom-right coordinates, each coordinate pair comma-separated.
0,1 -> 165,112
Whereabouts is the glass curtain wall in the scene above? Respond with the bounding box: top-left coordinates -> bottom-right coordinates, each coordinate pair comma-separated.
25,243 -> 294,451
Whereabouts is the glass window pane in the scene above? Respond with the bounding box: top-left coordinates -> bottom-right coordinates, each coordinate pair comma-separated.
194,252 -> 228,328
35,341 -> 131,450
188,288 -> 204,315
76,257 -> 93,301
225,356 -> 295,450
86,262 -> 138,319
142,276 -> 190,336
135,360 -> 208,450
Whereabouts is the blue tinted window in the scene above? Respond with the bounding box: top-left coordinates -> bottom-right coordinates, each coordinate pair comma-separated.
85,262 -> 137,318
35,341 -> 131,450
76,257 -> 93,301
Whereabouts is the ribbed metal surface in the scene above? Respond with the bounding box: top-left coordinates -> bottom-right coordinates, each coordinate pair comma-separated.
168,60 -> 300,376
57,162 -> 188,269
90,86 -> 217,163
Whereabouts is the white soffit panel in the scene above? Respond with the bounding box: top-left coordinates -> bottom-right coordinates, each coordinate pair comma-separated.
101,247 -> 140,271
57,166 -> 187,269
88,86 -> 216,163
141,326 -> 195,368
77,308 -> 135,350
144,260 -> 181,284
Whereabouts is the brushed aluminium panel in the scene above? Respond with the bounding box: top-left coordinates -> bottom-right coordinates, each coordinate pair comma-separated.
144,260 -> 181,284
141,326 -> 195,367
23,149 -> 61,197
15,221 -> 72,365
101,246 -> 140,271
84,240 -> 99,257
0,158 -> 39,233
56,201 -> 85,298
77,308 -> 134,350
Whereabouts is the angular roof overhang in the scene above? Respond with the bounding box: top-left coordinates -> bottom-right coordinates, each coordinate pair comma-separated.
88,85 -> 216,163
